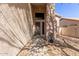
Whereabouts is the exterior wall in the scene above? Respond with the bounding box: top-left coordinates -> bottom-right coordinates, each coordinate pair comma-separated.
60,19 -> 79,27
0,3 -> 33,55
31,4 -> 46,20
59,19 -> 79,38
60,26 -> 79,38
46,3 -> 55,39
55,16 -> 61,34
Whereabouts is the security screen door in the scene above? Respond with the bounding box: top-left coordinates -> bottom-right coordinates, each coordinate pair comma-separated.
35,20 -> 45,36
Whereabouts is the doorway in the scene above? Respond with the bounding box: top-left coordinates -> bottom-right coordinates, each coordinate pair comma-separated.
35,13 -> 45,36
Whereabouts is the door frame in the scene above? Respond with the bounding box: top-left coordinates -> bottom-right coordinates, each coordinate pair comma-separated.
35,19 -> 45,36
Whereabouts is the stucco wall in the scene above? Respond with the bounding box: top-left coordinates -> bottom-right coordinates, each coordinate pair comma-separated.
60,20 -> 79,27
46,4 -> 55,39
0,3 -> 33,56
60,26 -> 79,38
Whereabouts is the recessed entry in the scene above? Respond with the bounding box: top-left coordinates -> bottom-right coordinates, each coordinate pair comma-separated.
35,13 -> 44,19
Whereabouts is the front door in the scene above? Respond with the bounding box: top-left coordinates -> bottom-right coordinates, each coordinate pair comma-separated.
35,12 -> 45,37
35,19 -> 45,36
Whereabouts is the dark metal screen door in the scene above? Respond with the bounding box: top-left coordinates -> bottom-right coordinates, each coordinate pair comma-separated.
35,20 -> 45,36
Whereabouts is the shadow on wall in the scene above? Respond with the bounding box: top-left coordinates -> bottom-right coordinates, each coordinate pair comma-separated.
0,37 -> 21,49
8,3 -> 33,37
0,3 -> 33,51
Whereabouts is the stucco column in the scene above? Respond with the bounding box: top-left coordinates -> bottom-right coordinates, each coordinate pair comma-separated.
46,3 -> 56,40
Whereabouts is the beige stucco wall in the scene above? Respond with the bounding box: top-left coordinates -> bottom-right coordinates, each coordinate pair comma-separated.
0,3 -> 33,56
55,16 -> 61,34
60,26 -> 79,38
46,4 -> 55,39
60,19 -> 79,27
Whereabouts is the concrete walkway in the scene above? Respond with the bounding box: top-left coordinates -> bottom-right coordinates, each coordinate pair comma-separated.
59,35 -> 79,56
17,35 -> 79,56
